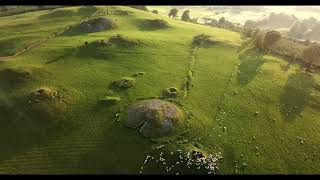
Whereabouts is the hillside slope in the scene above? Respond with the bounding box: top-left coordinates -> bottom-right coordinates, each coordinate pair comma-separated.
0,6 -> 319,174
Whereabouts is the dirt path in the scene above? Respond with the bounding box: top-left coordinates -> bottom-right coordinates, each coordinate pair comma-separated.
0,7 -> 101,62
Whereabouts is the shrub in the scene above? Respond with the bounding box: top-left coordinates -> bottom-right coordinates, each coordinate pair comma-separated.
152,10 -> 158,14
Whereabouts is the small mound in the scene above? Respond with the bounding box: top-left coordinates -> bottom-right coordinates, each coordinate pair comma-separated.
125,99 -> 185,137
112,77 -> 136,89
98,96 -> 121,105
163,87 -> 180,98
144,19 -> 170,30
108,34 -> 141,47
80,18 -> 117,33
192,34 -> 217,47
30,87 -> 58,101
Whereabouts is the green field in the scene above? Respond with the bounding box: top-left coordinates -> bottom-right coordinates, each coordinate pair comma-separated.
0,6 -> 320,174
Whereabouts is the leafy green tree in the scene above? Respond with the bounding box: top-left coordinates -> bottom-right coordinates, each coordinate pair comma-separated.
181,10 -> 191,22
168,8 -> 178,18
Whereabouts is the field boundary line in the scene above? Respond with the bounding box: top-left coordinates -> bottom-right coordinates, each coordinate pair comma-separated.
0,7 -> 101,62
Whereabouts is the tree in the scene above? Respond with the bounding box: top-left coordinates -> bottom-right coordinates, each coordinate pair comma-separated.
181,10 -> 191,22
263,30 -> 282,52
218,17 -> 226,25
168,8 -> 178,18
152,10 -> 158,14
303,45 -> 320,70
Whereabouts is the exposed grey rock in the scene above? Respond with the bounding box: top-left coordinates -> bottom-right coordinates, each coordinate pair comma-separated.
125,99 -> 184,138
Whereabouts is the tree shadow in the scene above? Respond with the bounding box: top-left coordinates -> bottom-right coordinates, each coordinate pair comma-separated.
279,72 -> 315,121
237,48 -> 265,86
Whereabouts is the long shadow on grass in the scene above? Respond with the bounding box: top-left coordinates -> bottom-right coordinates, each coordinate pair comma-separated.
279,72 -> 315,121
0,95 -> 53,163
237,48 -> 265,86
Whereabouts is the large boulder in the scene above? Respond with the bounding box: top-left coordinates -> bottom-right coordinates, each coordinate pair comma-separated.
125,99 -> 185,138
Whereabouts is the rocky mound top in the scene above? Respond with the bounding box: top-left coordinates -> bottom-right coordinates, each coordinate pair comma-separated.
125,99 -> 184,138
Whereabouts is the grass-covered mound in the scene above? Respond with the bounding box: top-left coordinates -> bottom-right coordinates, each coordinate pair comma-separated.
192,34 -> 217,47
125,99 -> 185,138
0,87 -> 70,133
140,19 -> 170,30
108,34 -> 142,47
112,77 -> 136,89
163,87 -> 180,98
141,144 -> 223,174
80,18 -> 117,33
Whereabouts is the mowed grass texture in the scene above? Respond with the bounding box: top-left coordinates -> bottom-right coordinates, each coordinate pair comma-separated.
0,6 -> 319,174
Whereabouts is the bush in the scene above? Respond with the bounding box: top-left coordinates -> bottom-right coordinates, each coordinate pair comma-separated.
113,77 -> 136,89
152,10 -> 158,14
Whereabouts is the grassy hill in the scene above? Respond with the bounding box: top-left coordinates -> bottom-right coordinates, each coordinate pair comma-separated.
0,6 -> 319,174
